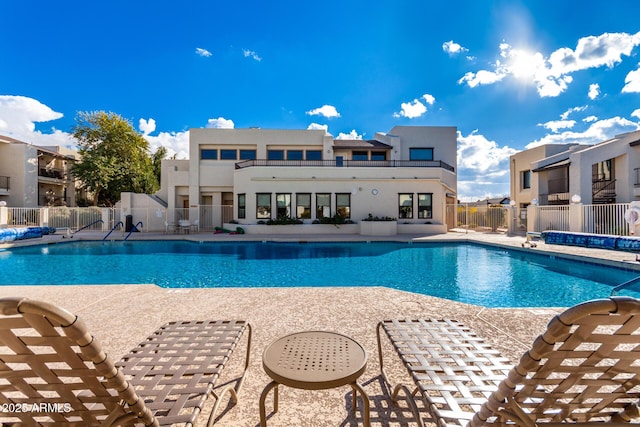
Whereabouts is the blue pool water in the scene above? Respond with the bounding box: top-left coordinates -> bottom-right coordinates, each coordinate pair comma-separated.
1,240 -> 639,308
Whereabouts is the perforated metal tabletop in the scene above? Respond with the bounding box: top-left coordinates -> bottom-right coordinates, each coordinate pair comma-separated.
260,330 -> 370,426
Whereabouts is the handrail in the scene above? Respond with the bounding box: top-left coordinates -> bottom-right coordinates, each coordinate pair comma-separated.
102,221 -> 123,241
74,219 -> 104,235
124,221 -> 143,241
611,275 -> 640,296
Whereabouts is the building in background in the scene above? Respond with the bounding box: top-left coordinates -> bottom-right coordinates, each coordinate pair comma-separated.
158,126 -> 458,232
0,135 -> 79,207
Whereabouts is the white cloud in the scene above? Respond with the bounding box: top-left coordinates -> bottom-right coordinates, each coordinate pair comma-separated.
631,109 -> 640,119
393,94 -> 435,119
205,117 -> 235,129
145,130 -> 190,160
623,64 -> 640,93
306,105 -> 340,118
139,118 -> 156,135
525,116 -> 640,148
0,95 -> 73,147
243,49 -> 262,61
588,83 -> 600,100
459,31 -> 640,97
456,130 -> 516,200
195,48 -> 212,57
458,69 -> 507,88
560,106 -> 587,120
457,130 -> 517,173
583,115 -> 598,122
307,123 -> 328,132
442,40 -> 468,55
335,129 -> 363,140
539,119 -> 576,133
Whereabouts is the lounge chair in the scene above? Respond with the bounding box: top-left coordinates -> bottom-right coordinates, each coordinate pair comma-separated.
377,296 -> 640,426
0,297 -> 251,426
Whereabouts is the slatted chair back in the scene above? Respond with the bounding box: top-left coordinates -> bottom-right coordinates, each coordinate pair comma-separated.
0,297 -> 157,426
473,296 -> 640,426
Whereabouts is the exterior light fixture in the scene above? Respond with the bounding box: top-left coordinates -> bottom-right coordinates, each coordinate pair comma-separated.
371,189 -> 379,195
530,198 -> 538,206
571,194 -> 581,204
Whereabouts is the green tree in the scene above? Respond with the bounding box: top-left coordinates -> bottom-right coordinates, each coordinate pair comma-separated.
151,145 -> 167,185
72,111 -> 160,206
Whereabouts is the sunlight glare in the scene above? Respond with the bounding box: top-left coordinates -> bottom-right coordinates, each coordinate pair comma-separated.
509,49 -> 544,80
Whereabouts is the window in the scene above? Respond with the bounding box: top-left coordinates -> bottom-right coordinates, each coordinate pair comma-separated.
238,194 -> 246,219
267,150 -> 284,160
306,150 -> 322,160
399,194 -> 413,219
418,193 -> 432,219
352,151 -> 368,160
287,150 -> 303,160
276,193 -> 291,218
409,148 -> 433,161
336,193 -> 351,218
200,149 -> 218,160
256,193 -> 271,219
371,152 -> 386,161
296,193 -> 311,219
593,159 -> 612,181
239,149 -> 256,160
521,170 -> 531,189
316,193 -> 331,219
220,149 -> 237,160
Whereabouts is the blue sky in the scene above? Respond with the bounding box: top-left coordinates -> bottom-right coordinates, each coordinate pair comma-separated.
1,0 -> 639,201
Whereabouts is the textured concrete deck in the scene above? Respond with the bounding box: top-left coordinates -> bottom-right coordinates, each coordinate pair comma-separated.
1,230 -> 639,426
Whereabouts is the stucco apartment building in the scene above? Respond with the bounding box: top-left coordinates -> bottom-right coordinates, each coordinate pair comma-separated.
510,129 -> 640,220
0,135 -> 78,207
157,126 -> 457,233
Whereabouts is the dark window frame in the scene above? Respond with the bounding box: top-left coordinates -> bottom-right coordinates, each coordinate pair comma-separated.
200,149 -> 218,160
418,193 -> 433,219
276,193 -> 292,218
296,193 -> 311,219
316,193 -> 331,219
409,148 -> 434,161
256,193 -> 272,219
267,149 -> 285,160
238,193 -> 246,219
239,149 -> 257,160
336,193 -> 351,218
398,193 -> 414,219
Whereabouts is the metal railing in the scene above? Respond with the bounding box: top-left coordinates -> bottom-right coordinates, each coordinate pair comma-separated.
582,203 -> 629,235
534,205 -> 569,232
527,203 -> 632,236
447,204 -> 509,233
235,159 -> 455,172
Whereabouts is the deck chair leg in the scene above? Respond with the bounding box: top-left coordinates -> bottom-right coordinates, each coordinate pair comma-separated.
376,322 -> 424,427
206,323 -> 253,427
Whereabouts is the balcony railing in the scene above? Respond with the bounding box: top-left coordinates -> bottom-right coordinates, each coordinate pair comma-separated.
0,175 -> 9,191
235,159 -> 455,172
38,167 -> 66,179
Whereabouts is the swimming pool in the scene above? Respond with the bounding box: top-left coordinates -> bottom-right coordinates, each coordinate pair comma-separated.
1,240 -> 638,308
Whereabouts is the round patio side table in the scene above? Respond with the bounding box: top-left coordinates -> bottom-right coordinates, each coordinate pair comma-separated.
259,330 -> 370,426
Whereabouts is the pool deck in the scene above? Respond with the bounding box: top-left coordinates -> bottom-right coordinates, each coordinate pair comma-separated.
2,230 -> 639,426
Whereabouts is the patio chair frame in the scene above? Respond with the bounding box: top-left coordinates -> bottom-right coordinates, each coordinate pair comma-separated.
0,297 -> 251,426
377,296 -> 640,426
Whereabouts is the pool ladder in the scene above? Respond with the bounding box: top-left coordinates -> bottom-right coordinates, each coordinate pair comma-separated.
102,221 -> 123,241
124,222 -> 143,241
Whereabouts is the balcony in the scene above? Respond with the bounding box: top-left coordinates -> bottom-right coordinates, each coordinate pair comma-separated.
235,159 -> 455,172
38,167 -> 66,180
